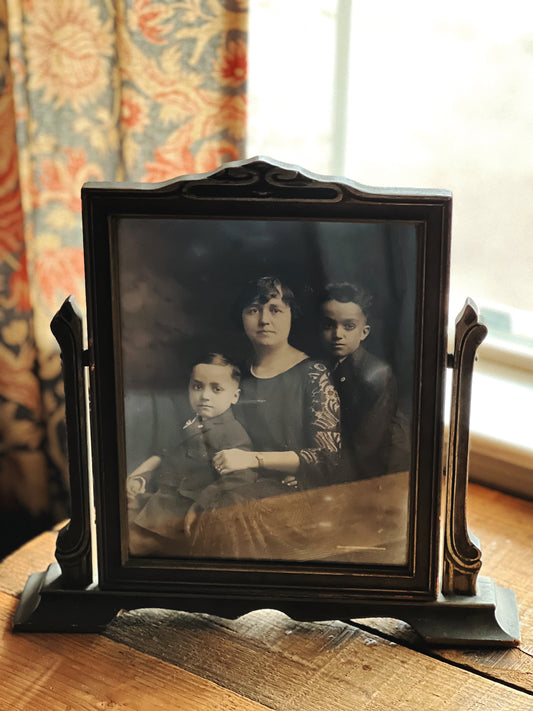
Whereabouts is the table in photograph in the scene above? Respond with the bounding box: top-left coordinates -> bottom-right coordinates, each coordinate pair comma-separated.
1,483 -> 532,710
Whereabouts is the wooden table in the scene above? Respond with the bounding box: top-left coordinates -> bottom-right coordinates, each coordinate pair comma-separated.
1,483 -> 532,710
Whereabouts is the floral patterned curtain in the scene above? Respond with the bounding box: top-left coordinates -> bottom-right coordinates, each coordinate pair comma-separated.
0,0 -> 247,555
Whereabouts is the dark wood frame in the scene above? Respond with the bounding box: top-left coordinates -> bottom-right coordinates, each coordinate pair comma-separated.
13,158 -> 520,645
86,157 -> 448,597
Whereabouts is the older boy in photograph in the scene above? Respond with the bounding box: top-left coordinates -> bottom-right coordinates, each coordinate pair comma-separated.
319,282 -> 406,480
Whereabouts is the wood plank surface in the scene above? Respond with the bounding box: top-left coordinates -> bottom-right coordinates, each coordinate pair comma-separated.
1,483 -> 532,710
102,606 -> 531,711
358,484 -> 533,691
0,592 -> 268,711
2,592 -> 530,711
0,530 -> 59,598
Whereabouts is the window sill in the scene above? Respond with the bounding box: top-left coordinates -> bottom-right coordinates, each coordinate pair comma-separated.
448,347 -> 533,501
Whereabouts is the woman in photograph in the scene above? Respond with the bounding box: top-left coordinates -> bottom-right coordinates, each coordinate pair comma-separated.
191,276 -> 342,559
213,275 -> 341,491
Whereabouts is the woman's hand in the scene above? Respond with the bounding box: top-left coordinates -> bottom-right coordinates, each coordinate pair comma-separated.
213,449 -> 256,475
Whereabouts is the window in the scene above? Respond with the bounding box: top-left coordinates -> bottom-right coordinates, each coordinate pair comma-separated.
248,0 -> 533,497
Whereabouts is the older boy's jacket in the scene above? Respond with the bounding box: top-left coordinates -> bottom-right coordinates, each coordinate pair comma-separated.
333,346 -> 398,479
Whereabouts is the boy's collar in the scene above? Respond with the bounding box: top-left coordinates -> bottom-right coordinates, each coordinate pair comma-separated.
183,409 -> 235,430
333,346 -> 366,369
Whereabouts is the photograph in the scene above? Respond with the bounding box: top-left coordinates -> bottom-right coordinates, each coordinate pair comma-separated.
118,217 -> 417,565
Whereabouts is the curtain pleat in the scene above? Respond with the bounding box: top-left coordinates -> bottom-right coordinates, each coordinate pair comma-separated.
0,0 -> 248,553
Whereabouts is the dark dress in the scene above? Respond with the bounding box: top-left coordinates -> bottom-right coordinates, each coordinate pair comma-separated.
189,358 -> 342,560
235,358 -> 341,491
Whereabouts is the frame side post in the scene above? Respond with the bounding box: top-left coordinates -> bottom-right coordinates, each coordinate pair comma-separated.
50,296 -> 92,587
443,298 -> 487,595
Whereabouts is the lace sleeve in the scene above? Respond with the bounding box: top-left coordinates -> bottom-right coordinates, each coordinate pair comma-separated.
297,362 -> 341,487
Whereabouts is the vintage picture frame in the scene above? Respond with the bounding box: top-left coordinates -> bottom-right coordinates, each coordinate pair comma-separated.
13,158 -> 520,645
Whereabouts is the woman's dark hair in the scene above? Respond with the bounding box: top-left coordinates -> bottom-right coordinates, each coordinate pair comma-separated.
235,276 -> 301,320
191,352 -> 241,384
319,282 -> 374,321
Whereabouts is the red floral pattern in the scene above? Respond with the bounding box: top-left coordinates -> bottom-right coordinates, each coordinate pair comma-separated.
24,0 -> 114,110
33,245 -> 86,311
0,67 -> 24,259
0,179 -> 24,258
218,39 -> 247,87
0,342 -> 42,414
7,252 -> 32,312
38,147 -> 104,212
132,0 -> 173,44
1,0 -> 248,527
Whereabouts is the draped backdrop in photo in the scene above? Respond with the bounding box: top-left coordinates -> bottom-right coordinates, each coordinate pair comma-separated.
0,0 -> 247,552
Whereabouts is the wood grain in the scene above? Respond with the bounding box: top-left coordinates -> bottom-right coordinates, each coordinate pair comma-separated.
358,484 -> 533,691
0,531 -> 59,598
101,606 -> 531,711
1,484 -> 532,710
2,591 -> 530,711
0,592 -> 268,711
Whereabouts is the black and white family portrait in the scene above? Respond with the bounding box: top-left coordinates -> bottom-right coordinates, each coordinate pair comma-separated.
118,218 -> 417,565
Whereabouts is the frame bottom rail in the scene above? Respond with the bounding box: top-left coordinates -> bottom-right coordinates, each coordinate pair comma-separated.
12,564 -> 520,647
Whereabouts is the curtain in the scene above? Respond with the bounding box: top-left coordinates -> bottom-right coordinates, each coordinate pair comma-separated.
0,0 -> 247,555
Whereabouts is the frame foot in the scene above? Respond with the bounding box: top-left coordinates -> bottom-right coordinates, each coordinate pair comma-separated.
400,576 -> 520,646
13,566 -> 519,647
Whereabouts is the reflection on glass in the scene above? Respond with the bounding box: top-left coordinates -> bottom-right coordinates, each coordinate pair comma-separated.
120,218 -> 416,565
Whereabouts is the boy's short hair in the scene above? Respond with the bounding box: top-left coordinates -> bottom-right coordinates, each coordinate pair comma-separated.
191,353 -> 241,384
235,275 -> 301,320
320,282 -> 374,320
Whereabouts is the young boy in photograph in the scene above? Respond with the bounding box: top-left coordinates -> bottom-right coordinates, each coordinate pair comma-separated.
127,353 -> 257,555
319,282 -> 407,480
